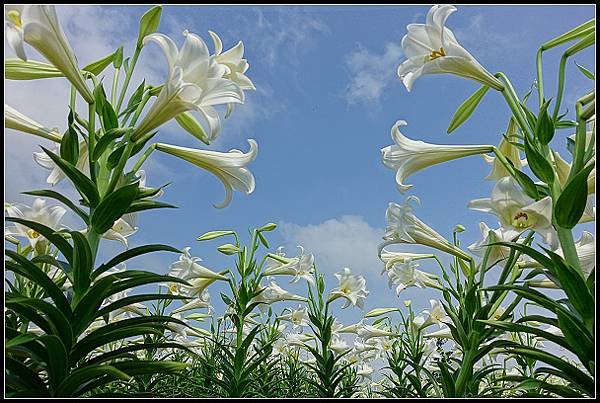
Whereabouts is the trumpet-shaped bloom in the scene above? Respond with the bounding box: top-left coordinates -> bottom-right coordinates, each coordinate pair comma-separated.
5,198 -> 66,249
397,5 -> 503,91
172,290 -> 212,314
5,104 -> 61,142
468,176 -> 557,247
6,6 -> 93,102
382,120 -> 493,193
33,142 -> 89,186
156,140 -> 257,209
133,30 -> 244,142
384,197 -> 471,261
468,222 -> 521,266
102,213 -> 139,247
169,247 -> 227,282
379,248 -> 435,274
278,305 -> 310,329
264,246 -> 316,285
253,280 -> 308,308
356,322 -> 394,341
386,258 -> 439,295
421,299 -> 449,329
329,267 -> 369,309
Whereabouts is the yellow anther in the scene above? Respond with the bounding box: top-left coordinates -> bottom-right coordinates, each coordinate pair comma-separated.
512,212 -> 530,229
7,10 -> 22,28
27,229 -> 40,239
429,47 -> 446,61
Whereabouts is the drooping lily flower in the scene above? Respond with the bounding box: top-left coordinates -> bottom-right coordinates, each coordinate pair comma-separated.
156,139 -> 257,208
133,30 -> 244,142
263,246 -> 316,285
382,120 -> 493,193
253,280 -> 308,308
172,290 -> 212,314
397,4 -> 503,91
386,258 -> 439,295
383,196 -> 472,261
169,247 -> 228,282
5,104 -> 62,142
356,322 -> 394,341
329,267 -> 369,309
5,5 -> 93,102
5,198 -> 66,249
468,176 -> 557,247
33,142 -> 89,185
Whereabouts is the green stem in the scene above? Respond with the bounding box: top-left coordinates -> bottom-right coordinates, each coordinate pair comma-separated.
116,47 -> 142,113
131,143 -> 156,173
555,226 -> 583,275
495,73 -> 533,139
552,32 -> 595,120
455,348 -> 476,396
88,102 -> 97,183
111,67 -> 121,106
536,48 -> 544,109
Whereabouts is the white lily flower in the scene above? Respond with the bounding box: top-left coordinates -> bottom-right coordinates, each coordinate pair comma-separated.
379,248 -> 435,274
172,290 -> 212,314
278,305 -> 310,329
482,120 -> 527,181
169,247 -> 227,281
102,213 -> 139,248
356,322 -> 394,341
33,142 -> 89,186
156,139 -> 257,209
382,120 -> 493,193
285,332 -> 315,349
6,6 -> 93,102
355,363 -> 374,380
253,280 -> 308,309
263,246 -> 316,285
5,104 -> 61,142
468,222 -> 521,266
468,176 -> 557,247
397,4 -> 503,91
423,324 -> 454,340
209,30 -> 255,91
5,198 -> 66,249
523,231 -> 595,278
386,258 -> 439,295
133,30 -> 244,142
421,299 -> 449,329
383,196 -> 471,261
329,267 -> 369,309
330,335 -> 351,355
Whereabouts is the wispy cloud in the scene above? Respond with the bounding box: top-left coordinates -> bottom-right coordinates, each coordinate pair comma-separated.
344,42 -> 403,107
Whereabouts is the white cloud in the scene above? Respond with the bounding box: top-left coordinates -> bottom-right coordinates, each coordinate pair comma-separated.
344,42 -> 403,107
279,215 -> 384,275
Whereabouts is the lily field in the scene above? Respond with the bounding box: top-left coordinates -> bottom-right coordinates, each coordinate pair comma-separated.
4,4 -> 597,398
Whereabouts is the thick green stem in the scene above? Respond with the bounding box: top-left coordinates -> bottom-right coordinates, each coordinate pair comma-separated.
555,226 -> 583,275
455,348 -> 476,396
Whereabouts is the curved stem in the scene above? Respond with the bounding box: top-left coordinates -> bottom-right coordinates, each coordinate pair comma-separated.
495,72 -> 533,139
116,47 -> 142,113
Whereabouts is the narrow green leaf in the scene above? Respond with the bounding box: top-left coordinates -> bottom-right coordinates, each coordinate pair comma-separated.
575,61 -> 595,80
523,136 -> 555,184
92,244 -> 181,280
83,52 -> 116,76
22,189 -> 89,224
71,231 -> 93,295
447,85 -> 489,134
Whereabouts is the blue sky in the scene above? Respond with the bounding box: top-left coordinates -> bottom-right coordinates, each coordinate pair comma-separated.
5,5 -> 595,325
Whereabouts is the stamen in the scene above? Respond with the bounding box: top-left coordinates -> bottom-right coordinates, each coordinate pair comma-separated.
7,10 -> 22,28
429,47 -> 446,61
